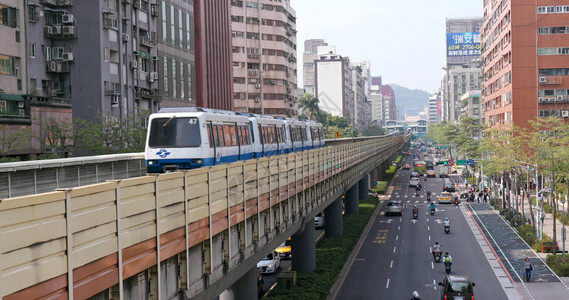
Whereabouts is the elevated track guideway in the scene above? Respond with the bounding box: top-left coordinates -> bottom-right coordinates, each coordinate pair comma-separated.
0,135 -> 407,299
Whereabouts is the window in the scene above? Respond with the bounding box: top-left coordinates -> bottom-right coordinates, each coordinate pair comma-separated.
170,6 -> 175,44
148,117 -> 201,147
0,54 -> 12,75
52,47 -> 64,59
161,1 -> 167,42
163,57 -> 168,95
28,7 -> 36,22
180,62 -> 184,99
246,2 -> 258,8
0,5 -> 17,27
178,9 -> 183,47
29,43 -> 35,58
187,62 -> 192,100
185,13 -> 191,49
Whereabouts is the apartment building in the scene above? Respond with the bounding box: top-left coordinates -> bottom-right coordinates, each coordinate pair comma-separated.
303,38 -> 327,95
428,92 -> 441,124
352,61 -> 372,130
482,1 -> 569,128
442,18 -> 483,123
461,90 -> 482,122
380,84 -> 396,121
314,49 -> 354,125
231,0 -> 298,117
370,76 -> 384,125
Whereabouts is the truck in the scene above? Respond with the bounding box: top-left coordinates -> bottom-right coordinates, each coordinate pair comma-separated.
438,165 -> 449,178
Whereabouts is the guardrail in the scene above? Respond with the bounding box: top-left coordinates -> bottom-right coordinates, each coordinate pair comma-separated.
0,135 -> 408,299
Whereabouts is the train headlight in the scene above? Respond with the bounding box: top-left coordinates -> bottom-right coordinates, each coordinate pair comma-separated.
197,159 -> 203,164
148,161 -> 154,165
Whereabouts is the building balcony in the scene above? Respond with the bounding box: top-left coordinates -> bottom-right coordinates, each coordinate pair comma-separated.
538,96 -> 569,104
40,0 -> 73,7
539,76 -> 562,85
46,61 -> 70,73
140,37 -> 155,48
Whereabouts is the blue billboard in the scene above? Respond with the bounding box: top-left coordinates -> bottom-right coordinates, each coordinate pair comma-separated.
446,32 -> 481,57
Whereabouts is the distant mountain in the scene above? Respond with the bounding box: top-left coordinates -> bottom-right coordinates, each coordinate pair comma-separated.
389,84 -> 430,117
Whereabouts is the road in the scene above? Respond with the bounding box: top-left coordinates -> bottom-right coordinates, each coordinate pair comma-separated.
335,150 -> 509,299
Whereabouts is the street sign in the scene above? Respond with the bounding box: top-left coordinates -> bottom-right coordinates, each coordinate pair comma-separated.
447,159 -> 454,166
456,160 -> 467,166
467,159 -> 474,166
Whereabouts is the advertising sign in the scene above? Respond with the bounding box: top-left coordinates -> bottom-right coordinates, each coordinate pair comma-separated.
446,32 -> 481,57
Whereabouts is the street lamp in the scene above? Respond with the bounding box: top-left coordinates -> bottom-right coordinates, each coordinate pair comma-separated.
563,198 -> 567,260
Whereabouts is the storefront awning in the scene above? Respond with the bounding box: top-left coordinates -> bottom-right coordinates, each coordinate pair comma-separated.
0,94 -> 24,101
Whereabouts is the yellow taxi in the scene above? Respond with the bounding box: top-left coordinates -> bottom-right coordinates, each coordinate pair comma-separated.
275,237 -> 292,259
426,170 -> 436,177
403,163 -> 411,170
437,192 -> 453,204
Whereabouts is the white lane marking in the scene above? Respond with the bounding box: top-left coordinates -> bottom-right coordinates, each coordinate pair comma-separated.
396,235 -> 399,241
429,246 -> 432,253
400,217 -> 402,222
393,246 -> 397,253
424,201 -> 427,203
390,260 -> 393,268
427,218 -> 429,222
433,279 -> 437,290
398,226 -> 401,231
432,261 -> 435,269
415,200 -> 419,203
429,235 -> 431,241
427,226 -> 430,231
386,278 -> 390,289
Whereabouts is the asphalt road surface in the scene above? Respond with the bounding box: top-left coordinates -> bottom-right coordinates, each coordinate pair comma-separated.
335,151 -> 508,300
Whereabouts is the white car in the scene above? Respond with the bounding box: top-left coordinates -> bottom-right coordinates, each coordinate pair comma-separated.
409,177 -> 420,187
257,251 -> 281,274
315,213 -> 324,228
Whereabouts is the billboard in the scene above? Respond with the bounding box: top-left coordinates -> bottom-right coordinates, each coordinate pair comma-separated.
446,32 -> 481,57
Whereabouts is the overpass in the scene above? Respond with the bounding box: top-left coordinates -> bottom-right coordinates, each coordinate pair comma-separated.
0,135 -> 409,299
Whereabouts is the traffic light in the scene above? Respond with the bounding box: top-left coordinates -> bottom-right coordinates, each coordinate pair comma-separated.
436,161 -> 447,165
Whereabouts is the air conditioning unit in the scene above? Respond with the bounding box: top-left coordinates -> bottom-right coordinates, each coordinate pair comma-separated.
63,26 -> 75,34
130,60 -> 138,69
151,72 -> 158,80
254,96 -> 260,102
269,80 -> 276,85
538,97 -> 544,103
562,110 -> 569,117
52,26 -> 62,34
255,83 -> 261,89
18,102 -> 24,108
539,76 -> 547,83
549,97 -> 556,102
18,109 -> 25,116
62,52 -> 74,61
45,26 -> 53,35
62,14 -> 74,24
148,73 -> 155,83
123,33 -> 130,42
557,95 -> 564,102
48,61 -> 57,71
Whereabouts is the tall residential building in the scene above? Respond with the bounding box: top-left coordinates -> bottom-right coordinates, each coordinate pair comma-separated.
482,1 -> 569,129
443,18 -> 483,123
428,92 -> 440,124
315,50 -> 354,124
380,84 -> 396,121
370,76 -> 383,125
303,38 -> 327,95
461,90 -> 482,123
231,0 -> 298,117
351,61 -> 372,130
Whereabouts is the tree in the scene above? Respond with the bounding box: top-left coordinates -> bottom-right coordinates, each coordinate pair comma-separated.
0,125 -> 32,159
362,125 -> 384,137
298,94 -> 320,120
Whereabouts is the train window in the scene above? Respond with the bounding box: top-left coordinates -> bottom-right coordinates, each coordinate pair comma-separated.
268,126 -> 275,143
219,125 -> 226,147
229,124 -> 238,146
249,122 -> 255,143
212,125 -> 220,147
207,125 -> 213,148
223,125 -> 233,146
148,117 -> 201,147
258,125 -> 263,144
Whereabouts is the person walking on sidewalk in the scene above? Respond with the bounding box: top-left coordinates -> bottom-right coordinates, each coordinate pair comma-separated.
524,257 -> 533,282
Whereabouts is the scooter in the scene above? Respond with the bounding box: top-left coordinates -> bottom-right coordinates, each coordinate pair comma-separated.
415,190 -> 420,197
430,207 -> 435,215
444,225 -> 450,234
445,261 -> 452,274
433,250 -> 442,262
413,210 -> 418,219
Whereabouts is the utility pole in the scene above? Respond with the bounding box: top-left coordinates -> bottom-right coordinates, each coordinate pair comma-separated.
563,198 -> 566,260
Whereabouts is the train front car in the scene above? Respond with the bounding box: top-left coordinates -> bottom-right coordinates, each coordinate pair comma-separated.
145,109 -> 207,173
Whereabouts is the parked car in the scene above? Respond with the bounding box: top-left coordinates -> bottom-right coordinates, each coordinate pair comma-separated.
386,201 -> 403,216
438,275 -> 475,300
315,213 -> 324,228
409,177 -> 421,187
275,238 -> 292,259
257,251 -> 281,274
438,192 -> 452,204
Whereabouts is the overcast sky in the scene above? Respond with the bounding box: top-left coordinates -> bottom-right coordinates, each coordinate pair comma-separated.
290,0 -> 483,93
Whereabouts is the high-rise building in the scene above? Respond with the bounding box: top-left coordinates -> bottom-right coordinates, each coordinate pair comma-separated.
315,49 -> 354,124
380,85 -> 396,121
442,18 -> 483,123
482,1 -> 569,129
370,76 -> 383,125
428,92 -> 440,124
303,38 -> 327,95
230,0 -> 298,117
351,61 -> 372,130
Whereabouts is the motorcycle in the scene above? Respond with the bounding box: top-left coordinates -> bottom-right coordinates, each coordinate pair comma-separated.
433,250 -> 442,262
430,207 -> 435,215
413,211 -> 418,219
415,190 -> 419,197
444,225 -> 450,234
427,194 -> 431,201
445,261 -> 452,274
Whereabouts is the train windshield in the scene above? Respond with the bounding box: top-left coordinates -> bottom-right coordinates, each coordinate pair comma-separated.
148,117 -> 201,147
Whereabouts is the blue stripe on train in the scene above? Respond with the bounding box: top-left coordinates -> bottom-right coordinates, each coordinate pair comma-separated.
146,153 -> 256,172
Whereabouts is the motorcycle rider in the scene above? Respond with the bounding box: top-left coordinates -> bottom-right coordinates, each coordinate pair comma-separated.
415,182 -> 421,196
426,190 -> 432,200
423,173 -> 427,181
412,205 -> 419,215
429,201 -> 436,212
444,217 -> 450,227
443,252 -> 453,265
410,291 -> 421,300
433,241 -> 442,252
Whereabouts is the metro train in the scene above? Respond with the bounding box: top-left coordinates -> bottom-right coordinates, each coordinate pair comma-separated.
145,107 -> 325,173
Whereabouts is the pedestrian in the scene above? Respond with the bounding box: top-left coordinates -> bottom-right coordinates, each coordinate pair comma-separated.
478,190 -> 483,203
524,257 -> 533,282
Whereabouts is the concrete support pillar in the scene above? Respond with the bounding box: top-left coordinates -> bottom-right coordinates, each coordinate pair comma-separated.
291,219 -> 316,273
345,184 -> 359,214
359,175 -> 369,199
325,197 -> 343,237
219,266 -> 257,300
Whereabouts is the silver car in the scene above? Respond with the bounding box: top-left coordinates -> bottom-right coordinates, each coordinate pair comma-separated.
386,201 -> 403,216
